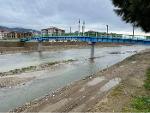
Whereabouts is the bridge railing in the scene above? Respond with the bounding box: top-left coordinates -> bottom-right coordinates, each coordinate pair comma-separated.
32,33 -> 148,39
20,33 -> 150,43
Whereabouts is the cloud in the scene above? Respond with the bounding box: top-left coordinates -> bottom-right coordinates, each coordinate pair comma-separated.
0,0 -> 149,35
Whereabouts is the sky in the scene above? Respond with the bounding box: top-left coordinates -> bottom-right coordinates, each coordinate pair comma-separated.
0,0 -> 149,35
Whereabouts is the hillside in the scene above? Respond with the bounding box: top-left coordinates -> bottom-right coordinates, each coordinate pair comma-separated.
0,26 -> 40,33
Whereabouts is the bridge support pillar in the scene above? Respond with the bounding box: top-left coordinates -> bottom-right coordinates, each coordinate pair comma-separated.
37,41 -> 42,52
89,42 -> 96,59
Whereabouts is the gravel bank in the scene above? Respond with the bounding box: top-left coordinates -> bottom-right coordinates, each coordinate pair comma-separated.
0,59 -> 76,88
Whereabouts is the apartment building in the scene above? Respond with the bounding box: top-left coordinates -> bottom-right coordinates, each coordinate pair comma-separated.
41,27 -> 65,36
0,30 -> 10,39
5,31 -> 33,39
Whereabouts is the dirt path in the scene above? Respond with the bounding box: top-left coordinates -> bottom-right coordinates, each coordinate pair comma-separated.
11,49 -> 150,112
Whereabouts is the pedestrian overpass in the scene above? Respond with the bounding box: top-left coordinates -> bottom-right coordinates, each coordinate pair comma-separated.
20,36 -> 150,59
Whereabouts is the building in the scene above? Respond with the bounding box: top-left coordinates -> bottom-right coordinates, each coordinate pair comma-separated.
32,31 -> 41,36
0,29 -> 33,40
0,30 -> 4,39
6,32 -> 33,39
41,27 -> 65,36
7,32 -> 17,39
0,30 -> 10,39
17,32 -> 33,38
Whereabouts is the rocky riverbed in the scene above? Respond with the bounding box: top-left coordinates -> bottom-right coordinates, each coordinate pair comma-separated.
0,59 -> 76,88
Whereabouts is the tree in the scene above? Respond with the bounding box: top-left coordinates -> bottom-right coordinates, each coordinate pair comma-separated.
112,0 -> 150,32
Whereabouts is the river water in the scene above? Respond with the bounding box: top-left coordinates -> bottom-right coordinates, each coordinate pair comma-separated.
0,45 -> 149,111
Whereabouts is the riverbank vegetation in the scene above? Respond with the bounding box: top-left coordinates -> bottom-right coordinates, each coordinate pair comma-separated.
131,68 -> 150,112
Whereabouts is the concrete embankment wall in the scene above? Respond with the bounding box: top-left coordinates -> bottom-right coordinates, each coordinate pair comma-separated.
0,41 -> 126,47
0,41 -> 89,47
0,42 -> 23,47
0,41 -> 128,52
24,42 -> 89,48
0,42 -> 89,52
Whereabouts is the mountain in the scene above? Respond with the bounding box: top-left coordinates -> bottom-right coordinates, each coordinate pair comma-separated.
0,26 -> 40,33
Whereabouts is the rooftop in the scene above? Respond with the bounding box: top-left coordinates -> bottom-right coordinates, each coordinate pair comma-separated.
42,27 -> 65,31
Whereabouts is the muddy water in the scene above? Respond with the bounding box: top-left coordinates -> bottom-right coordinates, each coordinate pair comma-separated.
0,45 -> 149,111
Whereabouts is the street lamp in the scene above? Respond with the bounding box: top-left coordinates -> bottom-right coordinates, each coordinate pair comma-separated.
106,25 -> 109,37
70,27 -> 72,34
132,24 -> 135,39
78,19 -> 81,36
82,21 -> 85,36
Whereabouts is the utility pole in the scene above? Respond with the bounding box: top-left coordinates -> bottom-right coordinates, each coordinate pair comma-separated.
78,19 -> 81,36
96,32 -> 98,37
106,25 -> 109,38
70,27 -> 72,34
82,21 -> 85,36
132,24 -> 135,39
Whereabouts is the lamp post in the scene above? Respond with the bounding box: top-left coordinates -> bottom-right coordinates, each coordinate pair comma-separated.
70,27 -> 72,35
78,19 -> 81,36
82,21 -> 85,36
106,25 -> 109,38
132,24 -> 135,39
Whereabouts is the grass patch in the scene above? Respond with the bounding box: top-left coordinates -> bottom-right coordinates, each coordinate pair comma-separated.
110,83 -> 124,97
131,96 -> 150,112
144,68 -> 150,90
131,68 -> 150,112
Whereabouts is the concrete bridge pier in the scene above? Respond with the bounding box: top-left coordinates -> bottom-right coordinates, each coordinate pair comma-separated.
37,41 -> 43,52
89,42 -> 96,59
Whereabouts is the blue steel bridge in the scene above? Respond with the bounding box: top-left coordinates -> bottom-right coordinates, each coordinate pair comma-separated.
20,35 -> 150,44
20,35 -> 150,59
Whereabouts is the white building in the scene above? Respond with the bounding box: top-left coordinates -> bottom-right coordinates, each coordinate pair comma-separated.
0,30 -> 9,39
41,27 -> 65,36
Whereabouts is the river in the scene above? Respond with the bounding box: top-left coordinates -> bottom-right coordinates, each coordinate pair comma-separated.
0,45 -> 149,112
